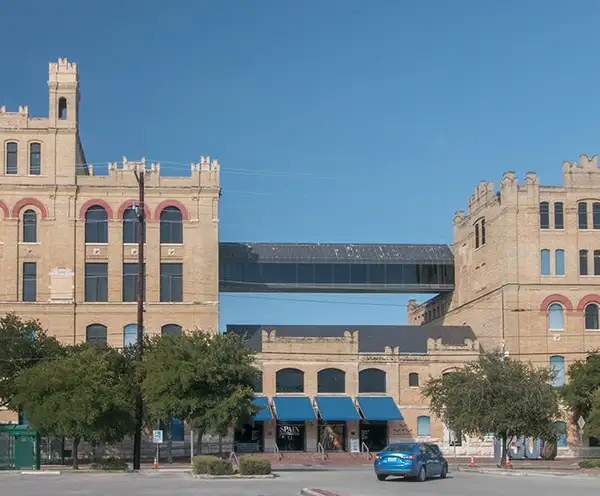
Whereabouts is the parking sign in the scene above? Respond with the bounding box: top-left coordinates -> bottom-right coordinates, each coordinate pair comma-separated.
152,430 -> 163,444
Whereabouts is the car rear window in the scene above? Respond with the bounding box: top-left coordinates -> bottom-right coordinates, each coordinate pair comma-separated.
383,443 -> 419,452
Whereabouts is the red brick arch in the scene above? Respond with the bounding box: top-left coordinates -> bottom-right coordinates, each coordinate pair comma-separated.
577,294 -> 600,312
117,200 -> 152,222
0,201 -> 9,219
539,294 -> 573,312
79,199 -> 114,220
154,200 -> 189,221
12,198 -> 49,219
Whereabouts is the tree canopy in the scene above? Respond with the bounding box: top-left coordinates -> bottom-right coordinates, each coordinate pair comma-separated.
0,313 -> 63,409
140,331 -> 259,436
422,351 -> 560,466
561,352 -> 600,437
12,344 -> 136,468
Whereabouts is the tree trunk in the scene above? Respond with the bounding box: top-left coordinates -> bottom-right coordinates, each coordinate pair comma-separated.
72,437 -> 80,470
500,434 -> 508,468
166,422 -> 173,464
218,435 -> 223,457
195,430 -> 203,456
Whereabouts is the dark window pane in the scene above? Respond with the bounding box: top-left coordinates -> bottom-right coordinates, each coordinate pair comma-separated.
253,372 -> 263,393
85,206 -> 108,243
554,202 -> 564,229
6,142 -> 17,175
314,264 -> 332,284
539,202 -> 550,229
276,368 -> 304,393
474,223 -> 480,248
29,143 -> 41,175
481,219 -> 486,244
580,250 -> 589,276
585,304 -> 599,330
85,263 -> 108,302
594,203 -> 600,230
359,368 -> 386,393
22,262 -> 36,302
160,206 -> 183,243
123,207 -> 145,244
579,202 -> 588,229
594,251 -> 600,276
86,324 -> 107,345
333,264 -> 350,284
297,263 -> 314,284
22,209 -> 37,243
409,373 -> 419,387
318,368 -> 345,393
386,264 -> 403,285
402,264 -> 418,284
160,263 -> 183,302
350,264 -> 367,284
123,263 -> 146,302
161,324 -> 182,336
368,264 -> 385,284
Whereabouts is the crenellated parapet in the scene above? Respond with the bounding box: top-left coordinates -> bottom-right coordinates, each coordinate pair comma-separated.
467,181 -> 496,216
562,154 -> 600,188
426,337 -> 479,353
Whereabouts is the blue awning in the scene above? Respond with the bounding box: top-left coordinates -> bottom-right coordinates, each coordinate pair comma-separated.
252,397 -> 273,421
357,396 -> 404,421
273,396 -> 317,421
315,396 -> 361,421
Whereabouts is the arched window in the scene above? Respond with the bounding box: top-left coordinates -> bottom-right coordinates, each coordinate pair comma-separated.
539,202 -> 549,229
123,207 -> 145,244
58,97 -> 67,120
85,205 -> 108,243
86,324 -> 107,346
275,368 -> 304,393
29,143 -> 41,175
585,304 -> 599,330
550,355 -> 566,388
22,209 -> 37,243
160,206 -> 183,244
123,323 -> 144,347
359,368 -> 386,394
540,249 -> 551,275
417,416 -> 431,436
317,368 -> 346,393
409,373 -> 419,387
6,142 -> 18,175
253,371 -> 263,393
161,324 -> 182,336
555,421 -> 568,447
548,303 -> 564,331
555,249 -> 565,276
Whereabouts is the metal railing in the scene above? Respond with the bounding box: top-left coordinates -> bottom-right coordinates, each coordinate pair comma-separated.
273,445 -> 282,461
361,442 -> 372,460
317,442 -> 328,461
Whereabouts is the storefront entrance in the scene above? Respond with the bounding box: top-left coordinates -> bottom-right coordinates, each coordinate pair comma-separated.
276,422 -> 305,451
360,421 -> 388,452
318,422 -> 346,451
234,422 -> 264,453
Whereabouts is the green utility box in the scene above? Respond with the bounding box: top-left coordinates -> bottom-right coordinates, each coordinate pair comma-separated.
0,425 -> 40,470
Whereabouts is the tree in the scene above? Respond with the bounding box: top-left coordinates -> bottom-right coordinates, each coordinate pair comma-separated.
0,313 -> 63,409
561,352 -> 600,437
12,344 -> 136,469
140,331 -> 259,448
422,351 -> 560,467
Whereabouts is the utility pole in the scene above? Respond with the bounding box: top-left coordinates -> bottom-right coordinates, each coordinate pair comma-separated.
132,159 -> 146,471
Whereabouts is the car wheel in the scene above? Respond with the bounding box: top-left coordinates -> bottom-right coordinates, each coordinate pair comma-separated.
417,466 -> 427,482
377,474 -> 387,481
440,464 -> 448,479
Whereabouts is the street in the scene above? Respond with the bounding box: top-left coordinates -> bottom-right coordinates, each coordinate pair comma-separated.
2,468 -> 600,496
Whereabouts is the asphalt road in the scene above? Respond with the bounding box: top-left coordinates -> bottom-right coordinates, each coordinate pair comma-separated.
2,468 -> 599,496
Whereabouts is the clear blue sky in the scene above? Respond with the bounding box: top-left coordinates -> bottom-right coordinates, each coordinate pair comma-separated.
1,1 -> 599,329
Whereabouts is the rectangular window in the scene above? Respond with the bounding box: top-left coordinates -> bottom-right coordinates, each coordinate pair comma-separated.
550,356 -> 566,388
580,249 -> 589,276
85,263 -> 108,302
579,202 -> 588,229
555,249 -> 565,276
417,416 -> 431,437
474,223 -> 480,249
541,249 -> 551,276
29,143 -> 41,175
554,202 -> 564,229
594,203 -> 600,230
6,142 -> 18,175
160,263 -> 183,302
22,262 -> 36,302
539,202 -> 550,229
123,263 -> 146,302
594,251 -> 600,276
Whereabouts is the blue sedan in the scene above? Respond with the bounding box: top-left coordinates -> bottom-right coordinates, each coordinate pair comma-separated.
373,442 -> 448,482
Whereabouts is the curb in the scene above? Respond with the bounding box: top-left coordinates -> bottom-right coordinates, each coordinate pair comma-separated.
192,473 -> 276,480
459,468 -> 596,478
20,470 -> 62,475
301,490 -> 344,496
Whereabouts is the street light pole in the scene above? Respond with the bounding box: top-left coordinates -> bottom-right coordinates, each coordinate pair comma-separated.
132,159 -> 146,471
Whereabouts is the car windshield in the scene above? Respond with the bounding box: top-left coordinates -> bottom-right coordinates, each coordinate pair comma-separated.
383,443 -> 420,453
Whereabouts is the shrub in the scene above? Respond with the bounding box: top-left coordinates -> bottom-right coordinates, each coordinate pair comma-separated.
579,459 -> 600,469
239,456 -> 272,475
192,455 -> 234,475
90,457 -> 129,471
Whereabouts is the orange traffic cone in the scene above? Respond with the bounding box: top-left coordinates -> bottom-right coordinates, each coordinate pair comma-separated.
505,458 -> 511,469
153,456 -> 158,470
470,456 -> 476,468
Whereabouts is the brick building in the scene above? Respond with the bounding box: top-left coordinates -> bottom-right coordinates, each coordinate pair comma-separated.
0,59 -> 220,423
409,156 -> 600,449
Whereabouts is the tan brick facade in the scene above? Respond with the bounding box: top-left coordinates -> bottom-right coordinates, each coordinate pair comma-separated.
0,59 -> 220,350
